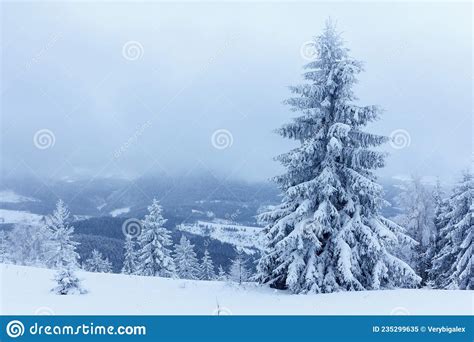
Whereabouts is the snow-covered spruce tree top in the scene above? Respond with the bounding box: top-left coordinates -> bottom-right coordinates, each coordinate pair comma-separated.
257,21 -> 420,294
136,199 -> 175,277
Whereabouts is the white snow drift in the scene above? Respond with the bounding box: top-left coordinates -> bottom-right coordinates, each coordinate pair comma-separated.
1,264 -> 472,315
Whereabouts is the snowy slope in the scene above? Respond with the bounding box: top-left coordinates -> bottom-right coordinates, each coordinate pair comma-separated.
1,264 -> 472,315
177,221 -> 264,253
109,207 -> 130,217
0,190 -> 37,203
0,209 -> 44,225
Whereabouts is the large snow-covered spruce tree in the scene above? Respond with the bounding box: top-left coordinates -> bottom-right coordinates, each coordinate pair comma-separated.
136,199 -> 175,277
430,172 -> 472,289
257,21 -> 420,294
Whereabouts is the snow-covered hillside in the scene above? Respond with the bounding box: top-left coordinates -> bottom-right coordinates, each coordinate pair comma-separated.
109,207 -> 130,217
177,221 -> 264,253
1,264 -> 472,315
0,209 -> 44,225
0,190 -> 37,204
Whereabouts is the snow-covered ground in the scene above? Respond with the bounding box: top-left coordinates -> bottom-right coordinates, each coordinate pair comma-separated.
109,207 -> 130,217
0,209 -> 44,225
0,190 -> 37,203
1,264 -> 472,315
177,221 -> 264,253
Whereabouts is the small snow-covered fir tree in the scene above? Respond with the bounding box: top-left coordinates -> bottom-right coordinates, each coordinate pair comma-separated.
173,235 -> 200,279
229,249 -> 249,285
257,20 -> 420,294
433,178 -> 446,233
394,176 -> 436,285
122,234 -> 137,275
51,266 -> 86,295
199,249 -> 216,280
0,230 -> 11,263
430,172 -> 473,289
217,265 -> 227,281
9,223 -> 51,266
84,249 -> 112,273
431,179 -> 449,256
425,178 -> 445,287
44,200 -> 85,294
395,176 -> 436,246
136,199 -> 175,277
44,200 -> 80,269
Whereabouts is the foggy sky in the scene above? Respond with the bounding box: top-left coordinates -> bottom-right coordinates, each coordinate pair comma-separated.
1,2 -> 472,184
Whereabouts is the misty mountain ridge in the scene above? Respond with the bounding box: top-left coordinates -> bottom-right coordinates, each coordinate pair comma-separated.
0,172 -> 279,222
0,172 -> 428,220
0,173 -> 442,273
